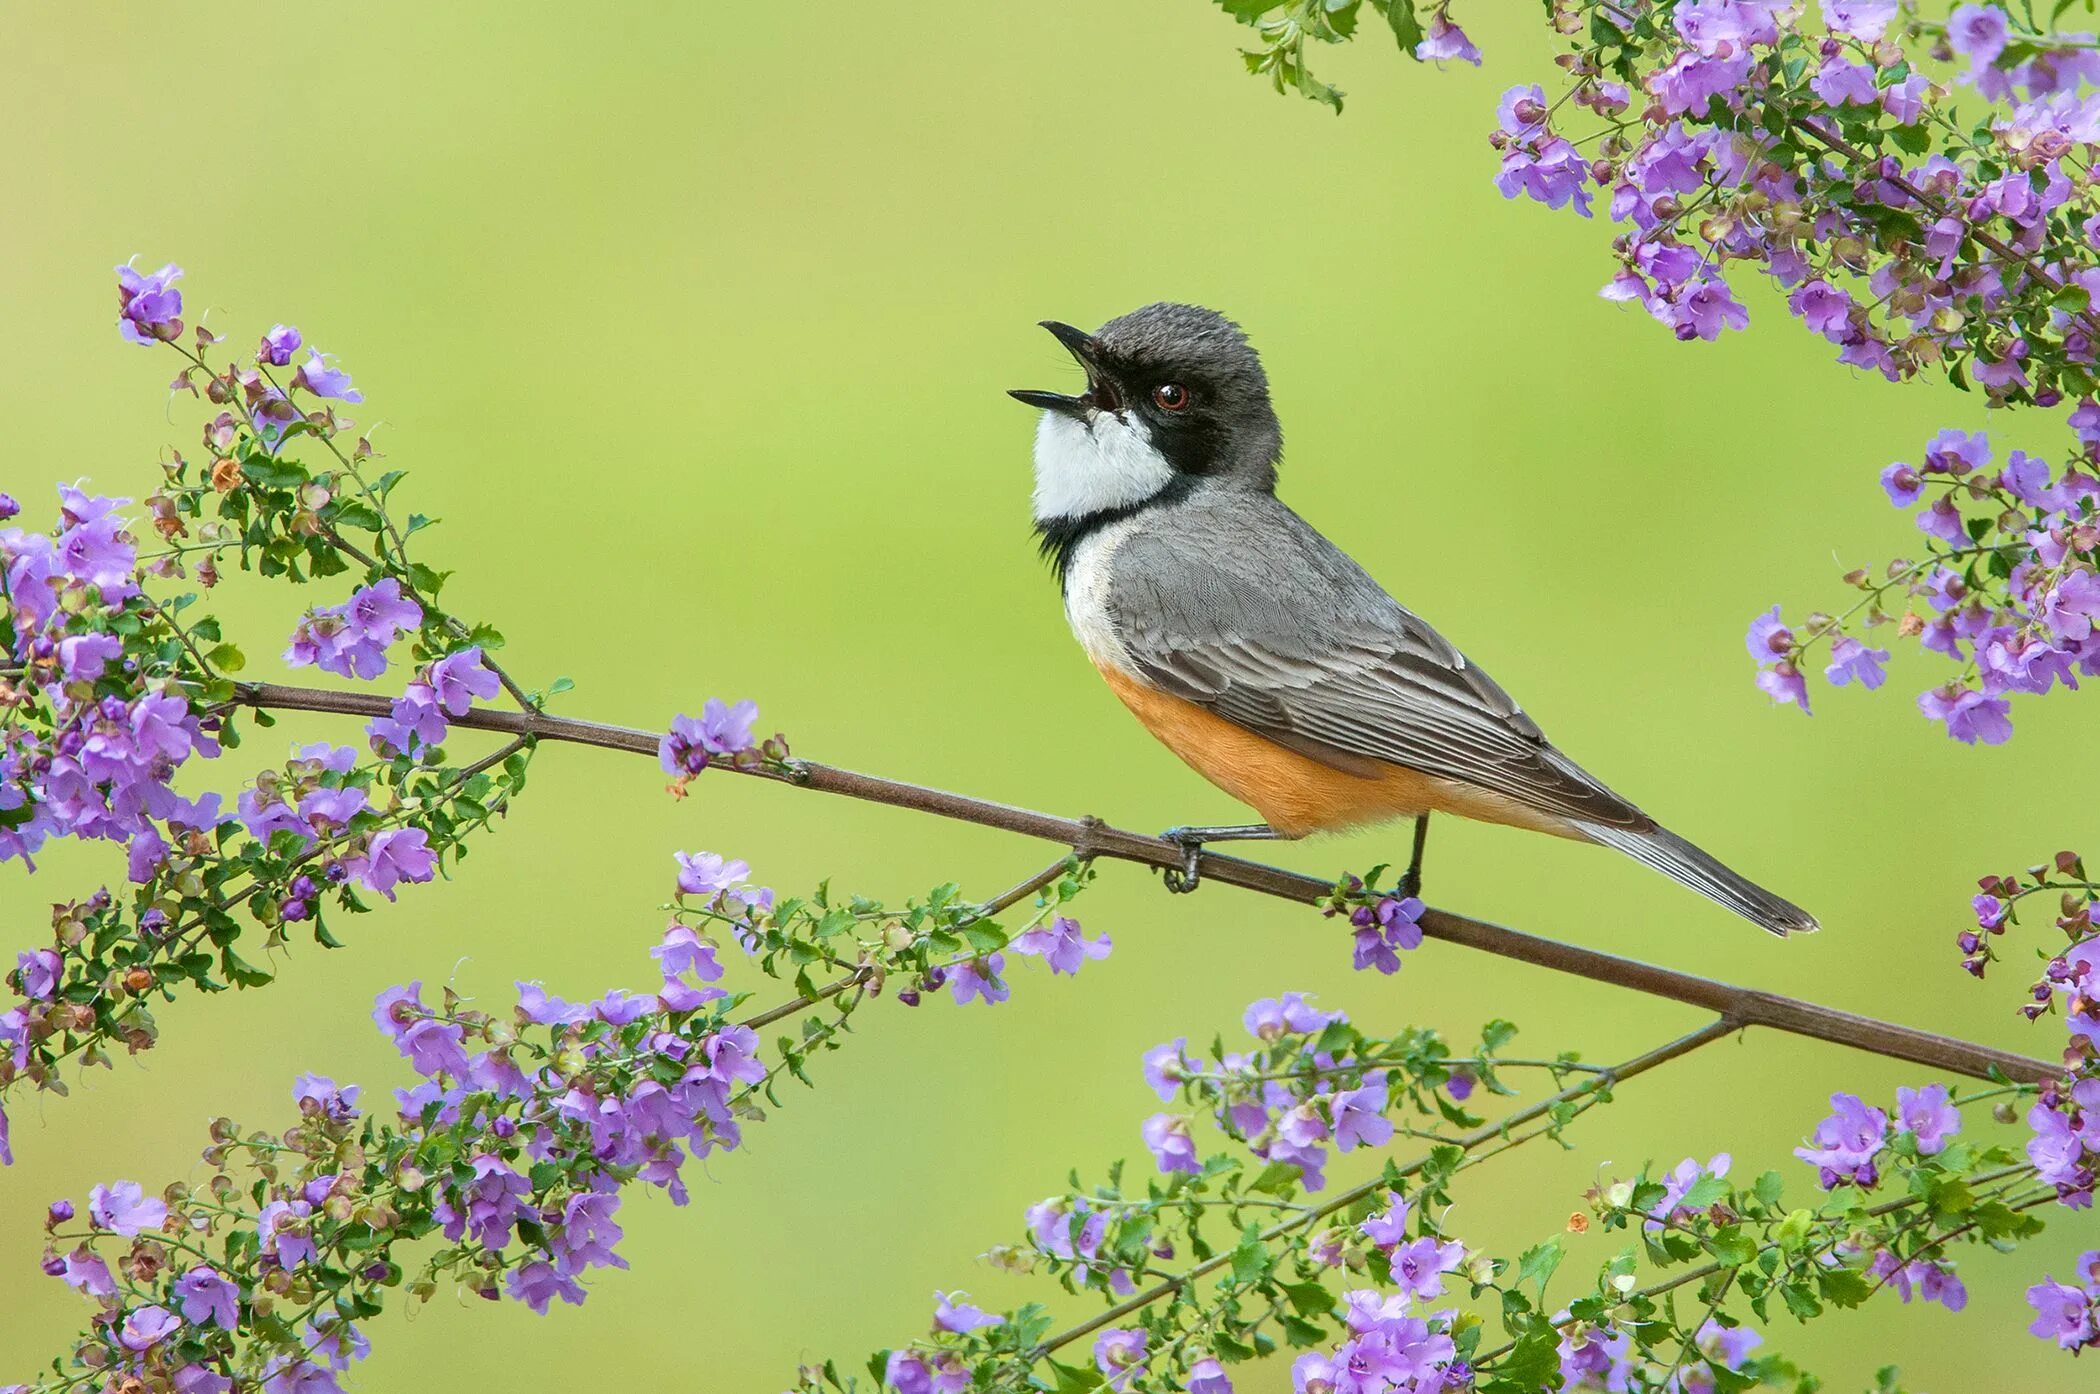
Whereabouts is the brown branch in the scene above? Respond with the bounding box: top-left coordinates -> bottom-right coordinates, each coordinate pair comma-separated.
227,680 -> 2059,1085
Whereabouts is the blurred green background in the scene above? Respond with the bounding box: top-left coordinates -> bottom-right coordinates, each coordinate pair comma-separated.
3,2 -> 2093,1388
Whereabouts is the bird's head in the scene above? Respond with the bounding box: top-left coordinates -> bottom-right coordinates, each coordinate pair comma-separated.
1010,303 -> 1281,524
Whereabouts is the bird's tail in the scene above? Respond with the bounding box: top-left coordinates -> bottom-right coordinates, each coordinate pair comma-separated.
1579,822 -> 1819,937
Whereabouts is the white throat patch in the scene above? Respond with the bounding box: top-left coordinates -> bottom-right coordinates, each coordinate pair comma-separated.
1030,409 -> 1174,521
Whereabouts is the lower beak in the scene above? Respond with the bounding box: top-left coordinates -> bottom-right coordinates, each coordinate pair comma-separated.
1008,320 -> 1116,416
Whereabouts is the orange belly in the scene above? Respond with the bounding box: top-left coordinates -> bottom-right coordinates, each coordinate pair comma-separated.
1096,663 -> 1581,841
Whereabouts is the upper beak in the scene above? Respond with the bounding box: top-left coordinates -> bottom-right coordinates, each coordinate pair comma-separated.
1008,320 -> 1116,415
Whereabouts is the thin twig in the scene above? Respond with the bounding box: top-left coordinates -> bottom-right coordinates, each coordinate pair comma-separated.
1027,1018 -> 1738,1360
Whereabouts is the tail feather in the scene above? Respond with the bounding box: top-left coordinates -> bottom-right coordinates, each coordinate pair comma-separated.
1580,822 -> 1818,937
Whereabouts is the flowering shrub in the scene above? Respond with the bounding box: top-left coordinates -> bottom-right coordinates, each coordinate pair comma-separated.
3,201 -> 2095,1385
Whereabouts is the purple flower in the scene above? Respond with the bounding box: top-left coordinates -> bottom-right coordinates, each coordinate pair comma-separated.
1947,3 -> 2010,66
933,1290 -> 1002,1334
294,350 -> 364,403
1824,637 -> 1889,689
293,1074 -> 362,1123
259,324 -> 303,366
0,492 -> 17,521
1916,685 -> 2013,745
1142,1038 -> 1188,1100
1389,1236 -> 1464,1300
1360,1195 -> 1411,1249
949,955 -> 1008,1006
15,948 -> 61,1000
116,262 -> 183,345
1093,1328 -> 1148,1390
1349,894 -> 1424,975
1822,0 -> 1899,41
1011,916 -> 1112,974
1331,1082 -> 1394,1152
1794,1092 -> 1889,1188
507,1260 -> 587,1315
1924,428 -> 1991,474
285,579 -> 423,680
2027,1277 -> 2098,1350
1143,1113 -> 1201,1174
1895,1084 -> 1961,1155
427,647 -> 499,716
119,1304 -> 180,1351
172,1266 -> 241,1329
87,1180 -> 167,1236
1186,1358 -> 1233,1394
2042,570 -> 2100,643
1755,663 -> 1810,714
885,1352 -> 934,1394
1745,606 -> 1792,662
674,850 -> 750,897
1244,993 -> 1342,1042
1414,11 -> 1479,66
659,698 -> 760,776
349,826 -> 437,900
58,632 -> 123,681
1810,57 -> 1880,106
1788,279 -> 1853,337
57,1248 -> 115,1296
550,1191 -> 628,1275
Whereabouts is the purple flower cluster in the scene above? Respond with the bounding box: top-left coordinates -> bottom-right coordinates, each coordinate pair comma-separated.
659,697 -> 759,779
1559,1318 -> 1759,1393
1288,1284 -> 1459,1394
1139,994 -> 1379,1192
1320,876 -> 1427,974
1,486 -> 230,869
284,578 -> 423,680
1793,1084 -> 1964,1190
1753,426 -> 2099,739
364,646 -> 501,759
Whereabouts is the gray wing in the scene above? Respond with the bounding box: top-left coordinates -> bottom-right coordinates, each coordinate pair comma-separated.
1105,501 -> 1653,832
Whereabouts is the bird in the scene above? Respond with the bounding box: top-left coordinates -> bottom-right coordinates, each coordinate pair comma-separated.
1007,303 -> 1817,936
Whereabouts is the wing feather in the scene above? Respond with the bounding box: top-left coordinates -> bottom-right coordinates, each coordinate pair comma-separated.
1105,512 -> 1652,832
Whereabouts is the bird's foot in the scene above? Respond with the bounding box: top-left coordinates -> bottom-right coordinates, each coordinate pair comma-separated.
1159,826 -> 1206,894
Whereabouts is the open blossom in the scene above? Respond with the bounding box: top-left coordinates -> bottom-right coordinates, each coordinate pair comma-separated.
1795,1092 -> 1889,1188
1092,1328 -> 1147,1390
285,579 -> 423,680
660,698 -> 760,776
116,261 -> 183,344
293,349 -> 364,403
86,1180 -> 167,1237
949,955 -> 1008,1007
1142,1112 -> 1200,1174
1895,1084 -> 1961,1155
675,850 -> 749,897
259,323 -> 303,365
933,1290 -> 1001,1334
348,826 -> 437,901
1011,915 -> 1111,974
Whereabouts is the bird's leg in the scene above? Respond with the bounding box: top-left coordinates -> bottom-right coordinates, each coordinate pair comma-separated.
1157,824 -> 1284,894
1396,814 -> 1431,900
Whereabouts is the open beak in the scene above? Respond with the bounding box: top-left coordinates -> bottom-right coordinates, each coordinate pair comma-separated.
1008,320 -> 1119,416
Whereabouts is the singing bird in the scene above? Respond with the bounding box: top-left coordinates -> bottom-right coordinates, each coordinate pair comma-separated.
1008,303 -> 1817,936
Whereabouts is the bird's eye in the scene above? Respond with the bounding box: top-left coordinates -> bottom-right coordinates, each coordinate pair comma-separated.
1152,383 -> 1190,411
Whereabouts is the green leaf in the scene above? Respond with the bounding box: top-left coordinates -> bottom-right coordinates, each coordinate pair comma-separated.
1230,1224 -> 1271,1284
241,455 -> 308,490
1514,1238 -> 1563,1297
1708,1226 -> 1758,1267
1279,1280 -> 1336,1316
205,642 -> 246,674
1680,1174 -> 1730,1210
1381,0 -> 1425,55
220,947 -> 273,988
1817,1267 -> 1874,1309
1045,1357 -> 1104,1393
